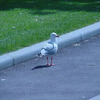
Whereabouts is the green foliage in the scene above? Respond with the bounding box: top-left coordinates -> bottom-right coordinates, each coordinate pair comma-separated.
0,0 -> 100,55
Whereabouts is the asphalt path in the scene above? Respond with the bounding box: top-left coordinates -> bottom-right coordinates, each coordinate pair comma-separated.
0,35 -> 100,100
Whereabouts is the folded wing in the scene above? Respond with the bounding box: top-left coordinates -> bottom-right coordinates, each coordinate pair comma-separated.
41,42 -> 57,55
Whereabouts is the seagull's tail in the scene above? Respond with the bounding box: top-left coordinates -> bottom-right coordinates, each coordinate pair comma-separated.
36,48 -> 45,58
33,53 -> 42,61
38,53 -> 41,57
37,53 -> 43,57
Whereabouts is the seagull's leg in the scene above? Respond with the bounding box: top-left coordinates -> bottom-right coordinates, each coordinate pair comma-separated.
50,56 -> 55,66
47,56 -> 50,66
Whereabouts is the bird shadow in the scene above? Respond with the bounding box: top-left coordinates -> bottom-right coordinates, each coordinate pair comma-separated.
32,64 -> 51,70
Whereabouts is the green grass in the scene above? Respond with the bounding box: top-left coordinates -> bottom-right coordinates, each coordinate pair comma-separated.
0,0 -> 100,55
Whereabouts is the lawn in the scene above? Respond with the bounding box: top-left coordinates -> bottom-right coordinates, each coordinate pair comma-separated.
0,0 -> 100,55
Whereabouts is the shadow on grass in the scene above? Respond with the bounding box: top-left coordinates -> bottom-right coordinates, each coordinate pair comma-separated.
30,11 -> 56,15
32,64 -> 51,70
0,0 -> 100,14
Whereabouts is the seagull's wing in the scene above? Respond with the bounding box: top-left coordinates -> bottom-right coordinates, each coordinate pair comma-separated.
41,42 -> 55,55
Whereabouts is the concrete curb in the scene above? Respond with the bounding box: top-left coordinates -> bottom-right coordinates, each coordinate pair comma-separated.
0,54 -> 13,69
89,95 -> 100,100
0,22 -> 100,69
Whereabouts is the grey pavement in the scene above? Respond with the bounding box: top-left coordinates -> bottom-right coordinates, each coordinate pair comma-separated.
0,35 -> 100,100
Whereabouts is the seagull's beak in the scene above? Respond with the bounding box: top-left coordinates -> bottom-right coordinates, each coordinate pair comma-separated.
56,35 -> 59,38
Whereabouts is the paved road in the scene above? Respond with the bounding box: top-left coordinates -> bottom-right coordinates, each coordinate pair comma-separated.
0,35 -> 100,100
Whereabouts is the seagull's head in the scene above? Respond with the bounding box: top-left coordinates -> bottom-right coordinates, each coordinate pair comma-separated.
50,32 -> 59,38
50,32 -> 59,42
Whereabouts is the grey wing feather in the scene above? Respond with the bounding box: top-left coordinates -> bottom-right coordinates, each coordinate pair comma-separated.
41,42 -> 58,55
41,42 -> 54,55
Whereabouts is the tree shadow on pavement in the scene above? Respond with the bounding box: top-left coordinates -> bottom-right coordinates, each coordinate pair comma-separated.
32,64 -> 51,70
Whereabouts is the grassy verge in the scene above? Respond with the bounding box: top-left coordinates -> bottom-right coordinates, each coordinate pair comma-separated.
0,0 -> 100,55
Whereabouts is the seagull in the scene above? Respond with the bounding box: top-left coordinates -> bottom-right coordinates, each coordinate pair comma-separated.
39,32 -> 59,66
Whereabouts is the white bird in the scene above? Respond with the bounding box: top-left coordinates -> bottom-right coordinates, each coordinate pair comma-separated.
39,32 -> 59,66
